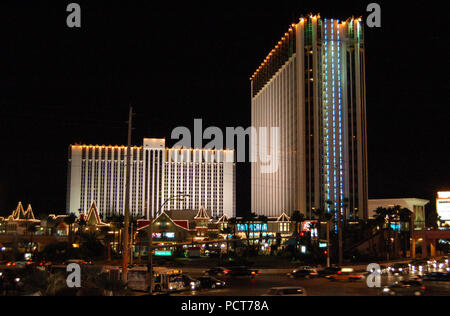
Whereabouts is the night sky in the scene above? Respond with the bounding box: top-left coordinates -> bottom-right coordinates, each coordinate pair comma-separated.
0,1 -> 448,217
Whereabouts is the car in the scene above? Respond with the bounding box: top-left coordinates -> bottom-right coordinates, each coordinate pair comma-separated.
204,267 -> 230,277
264,287 -> 307,296
382,281 -> 426,296
317,267 -> 342,277
197,276 -> 226,289
422,272 -> 450,282
66,259 -> 93,265
388,263 -> 409,275
181,274 -> 200,290
287,268 -> 319,279
409,260 -> 429,273
326,268 -> 363,281
226,266 -> 260,277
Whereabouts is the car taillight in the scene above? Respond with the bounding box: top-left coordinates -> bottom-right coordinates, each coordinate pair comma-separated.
6,262 -> 11,267
224,270 -> 229,274
421,286 -> 426,291
251,272 -> 256,275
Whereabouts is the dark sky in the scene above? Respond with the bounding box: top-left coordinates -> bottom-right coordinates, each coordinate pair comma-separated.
0,0 -> 448,217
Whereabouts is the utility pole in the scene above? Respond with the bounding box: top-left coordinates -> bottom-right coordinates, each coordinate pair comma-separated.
326,220 -> 331,268
122,106 -> 133,283
147,201 -> 153,295
338,209 -> 343,266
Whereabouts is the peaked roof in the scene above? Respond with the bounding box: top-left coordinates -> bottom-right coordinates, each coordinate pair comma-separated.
12,202 -> 26,220
195,207 -> 210,220
216,215 -> 229,224
86,201 -> 108,227
25,205 -> 35,220
277,212 -> 291,222
8,202 -> 38,221
138,211 -> 191,232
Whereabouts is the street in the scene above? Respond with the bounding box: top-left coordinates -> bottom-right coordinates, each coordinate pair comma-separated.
170,272 -> 450,297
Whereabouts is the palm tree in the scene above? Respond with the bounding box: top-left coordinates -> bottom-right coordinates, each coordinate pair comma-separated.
399,208 -> 413,258
64,213 -> 77,244
26,223 -> 39,254
220,226 -> 234,257
291,211 -> 305,235
257,215 -> 269,252
375,206 -> 400,260
78,218 -> 87,235
241,213 -> 257,247
99,226 -> 112,261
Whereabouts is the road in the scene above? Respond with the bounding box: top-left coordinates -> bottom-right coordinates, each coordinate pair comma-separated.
171,272 -> 450,297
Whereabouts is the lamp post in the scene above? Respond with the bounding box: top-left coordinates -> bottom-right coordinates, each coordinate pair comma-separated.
148,193 -> 190,295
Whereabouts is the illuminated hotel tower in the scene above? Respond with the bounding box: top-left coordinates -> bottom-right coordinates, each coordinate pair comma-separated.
251,15 -> 368,219
67,139 -> 236,220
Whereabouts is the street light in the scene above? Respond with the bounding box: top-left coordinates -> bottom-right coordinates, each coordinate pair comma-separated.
148,193 -> 190,294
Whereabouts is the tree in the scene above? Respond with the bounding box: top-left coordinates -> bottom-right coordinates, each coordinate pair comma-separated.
240,213 -> 257,247
399,208 -> 413,258
64,213 -> 77,244
257,215 -> 269,252
291,211 -> 305,235
220,226 -> 234,257
26,223 -> 39,254
374,206 -> 401,260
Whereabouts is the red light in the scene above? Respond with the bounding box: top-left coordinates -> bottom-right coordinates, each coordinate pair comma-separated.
224,270 -> 229,274
300,232 -> 305,237
421,286 -> 426,291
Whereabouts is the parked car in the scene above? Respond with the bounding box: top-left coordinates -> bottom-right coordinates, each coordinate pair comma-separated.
382,281 -> 426,296
226,266 -> 260,277
264,287 -> 307,296
204,267 -> 230,278
287,268 -> 318,279
197,276 -> 226,289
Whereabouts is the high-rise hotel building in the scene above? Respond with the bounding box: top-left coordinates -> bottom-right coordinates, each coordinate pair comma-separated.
251,15 -> 369,219
67,139 -> 236,219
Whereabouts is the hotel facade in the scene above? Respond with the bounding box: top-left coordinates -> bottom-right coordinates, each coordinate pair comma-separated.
251,15 -> 369,219
66,139 -> 236,220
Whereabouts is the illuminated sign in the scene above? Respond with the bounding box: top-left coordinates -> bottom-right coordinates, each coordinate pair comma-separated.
237,224 -> 268,232
437,192 -> 450,222
319,243 -> 328,248
155,251 -> 172,257
152,232 -> 176,239
302,221 -> 319,238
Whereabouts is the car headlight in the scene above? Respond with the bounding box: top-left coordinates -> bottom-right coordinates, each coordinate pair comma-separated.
399,269 -> 403,272
216,282 -> 222,286
383,288 -> 390,293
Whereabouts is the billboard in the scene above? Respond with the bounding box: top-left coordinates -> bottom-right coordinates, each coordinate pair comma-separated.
437,192 -> 450,222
